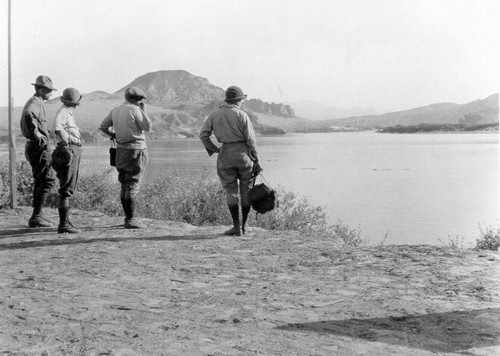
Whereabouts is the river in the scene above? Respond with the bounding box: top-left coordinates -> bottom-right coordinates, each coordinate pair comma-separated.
146,131 -> 499,246
4,131 -> 498,246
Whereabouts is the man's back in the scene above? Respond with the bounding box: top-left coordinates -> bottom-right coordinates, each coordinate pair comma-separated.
101,102 -> 151,149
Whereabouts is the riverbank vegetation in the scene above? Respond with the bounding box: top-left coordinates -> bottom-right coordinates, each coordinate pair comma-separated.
1,160 -> 497,250
378,122 -> 499,133
0,160 -> 364,246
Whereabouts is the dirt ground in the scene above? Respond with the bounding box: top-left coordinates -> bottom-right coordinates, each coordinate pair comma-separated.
0,207 -> 499,356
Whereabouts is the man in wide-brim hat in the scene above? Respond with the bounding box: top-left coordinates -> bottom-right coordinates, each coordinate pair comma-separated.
20,75 -> 57,228
52,87 -> 83,234
199,85 -> 263,236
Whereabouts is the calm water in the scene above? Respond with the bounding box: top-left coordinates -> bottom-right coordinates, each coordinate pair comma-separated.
141,131 -> 498,246
243,132 -> 499,246
6,131 -> 497,246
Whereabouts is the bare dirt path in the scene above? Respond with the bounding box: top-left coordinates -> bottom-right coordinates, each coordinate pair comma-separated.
0,207 -> 499,356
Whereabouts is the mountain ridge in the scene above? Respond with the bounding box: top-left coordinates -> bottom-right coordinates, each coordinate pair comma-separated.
0,70 -> 498,141
115,70 -> 224,103
318,94 -> 499,128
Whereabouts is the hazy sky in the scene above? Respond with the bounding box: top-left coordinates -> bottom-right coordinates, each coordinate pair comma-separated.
0,0 -> 498,111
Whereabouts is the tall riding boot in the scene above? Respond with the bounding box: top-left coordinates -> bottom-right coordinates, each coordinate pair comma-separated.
29,190 -> 53,228
120,185 -> 128,218
124,198 -> 144,229
241,205 -> 252,235
121,197 -> 130,220
58,198 -> 80,234
224,205 -> 241,236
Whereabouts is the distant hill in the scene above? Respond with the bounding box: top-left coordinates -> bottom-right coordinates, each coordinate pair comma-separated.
115,70 -> 224,103
291,101 -> 381,121
319,94 -> 499,129
0,70 -> 330,142
2,71 -> 497,141
112,70 -> 327,137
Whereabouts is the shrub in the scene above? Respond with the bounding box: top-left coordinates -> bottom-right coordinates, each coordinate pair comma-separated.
70,168 -> 122,216
329,221 -> 364,247
0,159 -> 363,246
476,225 -> 500,251
0,160 -> 36,207
137,172 -> 229,225
248,187 -> 364,246
438,235 -> 467,249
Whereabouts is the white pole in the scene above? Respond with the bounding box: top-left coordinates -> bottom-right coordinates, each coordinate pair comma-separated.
8,0 -> 17,209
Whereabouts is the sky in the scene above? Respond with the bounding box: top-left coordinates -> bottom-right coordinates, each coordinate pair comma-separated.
0,0 -> 498,111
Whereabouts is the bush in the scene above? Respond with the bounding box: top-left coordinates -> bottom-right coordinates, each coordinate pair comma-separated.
438,235 -> 467,249
70,168 -> 122,215
0,159 -> 363,246
137,173 -> 229,226
0,160 -> 36,207
476,225 -> 500,251
244,187 -> 364,246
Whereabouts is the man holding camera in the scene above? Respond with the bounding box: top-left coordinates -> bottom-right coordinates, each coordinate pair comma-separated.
99,87 -> 152,229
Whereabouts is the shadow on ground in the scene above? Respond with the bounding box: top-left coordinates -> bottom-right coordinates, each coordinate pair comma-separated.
0,226 -> 222,251
277,308 -> 500,353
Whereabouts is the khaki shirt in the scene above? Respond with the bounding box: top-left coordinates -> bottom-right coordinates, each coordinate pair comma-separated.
199,104 -> 258,158
20,96 -> 50,143
53,105 -> 81,145
99,102 -> 152,149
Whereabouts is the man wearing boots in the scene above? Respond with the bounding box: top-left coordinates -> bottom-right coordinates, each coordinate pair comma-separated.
20,75 -> 57,228
52,88 -> 83,234
99,87 -> 152,229
199,85 -> 262,236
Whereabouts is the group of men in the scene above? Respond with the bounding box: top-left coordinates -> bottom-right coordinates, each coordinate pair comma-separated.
20,75 -> 261,236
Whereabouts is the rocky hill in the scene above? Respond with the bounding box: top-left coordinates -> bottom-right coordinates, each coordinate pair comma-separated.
115,70 -> 225,103
319,94 -> 499,129
0,70 -> 330,141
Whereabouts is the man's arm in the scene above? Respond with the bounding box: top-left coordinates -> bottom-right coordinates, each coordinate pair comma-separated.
21,109 -> 47,146
240,113 -> 262,175
98,113 -> 115,139
240,113 -> 258,160
134,103 -> 152,132
199,116 -> 220,156
53,110 -> 70,144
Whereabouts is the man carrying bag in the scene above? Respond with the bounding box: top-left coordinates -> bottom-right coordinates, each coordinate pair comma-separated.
199,86 -> 263,236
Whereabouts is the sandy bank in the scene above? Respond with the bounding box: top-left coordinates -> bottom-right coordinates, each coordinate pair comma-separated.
0,207 -> 499,356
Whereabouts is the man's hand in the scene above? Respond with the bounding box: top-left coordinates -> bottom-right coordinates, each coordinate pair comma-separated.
34,133 -> 47,147
253,161 -> 263,176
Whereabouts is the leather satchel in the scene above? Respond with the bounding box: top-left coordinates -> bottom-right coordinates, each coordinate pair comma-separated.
249,173 -> 277,216
109,139 -> 116,167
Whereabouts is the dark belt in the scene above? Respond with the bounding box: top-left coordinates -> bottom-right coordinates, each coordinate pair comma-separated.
69,142 -> 82,147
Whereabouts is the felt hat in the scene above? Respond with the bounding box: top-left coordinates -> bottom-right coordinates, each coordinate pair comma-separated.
225,86 -> 247,102
31,75 -> 57,91
60,88 -> 82,105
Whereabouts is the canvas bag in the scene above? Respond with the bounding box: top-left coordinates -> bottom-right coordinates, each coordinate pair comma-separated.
249,173 -> 277,216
